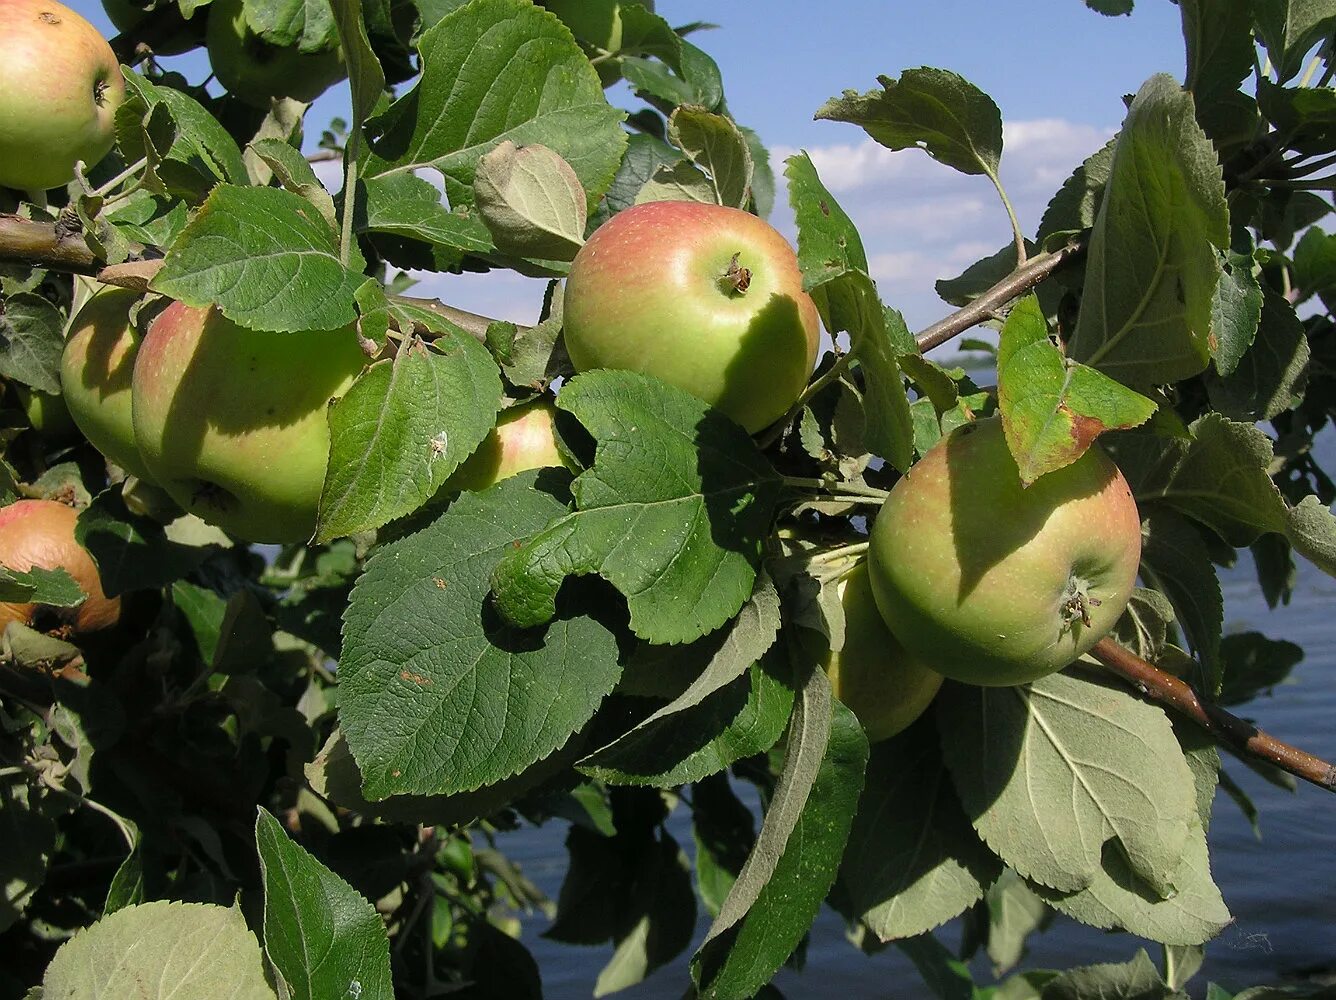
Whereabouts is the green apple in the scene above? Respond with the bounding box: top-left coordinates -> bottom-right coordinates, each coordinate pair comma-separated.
131,301 -> 367,543
539,0 -> 655,87
102,0 -> 205,56
825,561 -> 943,743
562,200 -> 820,434
0,0 -> 126,192
445,397 -> 573,492
16,386 -> 79,442
867,417 -> 1141,687
0,499 -> 120,634
60,284 -> 157,482
206,0 -> 345,107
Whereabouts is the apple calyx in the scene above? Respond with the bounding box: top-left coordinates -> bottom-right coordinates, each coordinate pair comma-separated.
1060,575 -> 1103,628
720,252 -> 752,295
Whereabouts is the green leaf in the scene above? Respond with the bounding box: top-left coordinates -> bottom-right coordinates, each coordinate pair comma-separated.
490,370 -> 782,644
255,808 -> 393,1000
603,134 -> 681,215
329,0 -> 385,125
0,781 -> 55,935
0,564 -> 84,609
621,38 -> 724,113
1041,949 -> 1174,1000
692,775 -> 755,919
1208,249 -> 1264,376
936,241 -> 1036,307
339,472 -> 622,799
1216,631 -> 1304,706
242,0 -> 339,50
1037,812 -> 1230,945
1206,287 -> 1309,423
784,151 -> 870,281
1285,494 -> 1336,578
316,333 -> 502,541
74,490 -> 219,598
937,670 -> 1197,896
984,869 -> 1052,977
358,173 -> 493,255
1107,414 -> 1289,546
997,296 -> 1156,484
579,574 -> 786,784
815,67 -> 1003,178
152,185 -> 363,333
633,160 -> 717,205
580,651 -> 794,788
1293,226 -> 1336,309
0,292 -> 63,394
840,716 -> 1002,942
1139,510 -> 1224,693
473,141 -> 588,260
41,901 -> 276,999
115,71 -> 248,202
1085,0 -> 1133,13
1253,0 -> 1336,83
894,934 -> 980,1000
667,105 -> 753,209
1068,74 -> 1230,388
366,0 -> 627,212
1179,0 -> 1258,149
692,675 -> 869,1000
1037,138 -> 1116,245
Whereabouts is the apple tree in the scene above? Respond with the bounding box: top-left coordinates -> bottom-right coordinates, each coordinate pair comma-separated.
2,0 -> 1336,997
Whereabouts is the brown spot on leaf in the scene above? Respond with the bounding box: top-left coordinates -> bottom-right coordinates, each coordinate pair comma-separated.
433,577 -> 447,589
400,669 -> 433,686
1060,404 -> 1103,453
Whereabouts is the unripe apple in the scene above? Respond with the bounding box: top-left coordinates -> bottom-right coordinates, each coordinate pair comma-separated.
0,499 -> 119,634
102,0 -> 205,56
867,417 -> 1141,687
15,386 -> 79,442
562,201 -> 820,434
825,561 -> 943,742
0,0 -> 126,192
131,301 -> 367,543
60,285 -> 156,482
445,397 -> 573,492
206,0 -> 346,107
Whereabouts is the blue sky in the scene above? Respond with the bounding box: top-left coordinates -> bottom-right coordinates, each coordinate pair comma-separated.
69,0 -> 1192,332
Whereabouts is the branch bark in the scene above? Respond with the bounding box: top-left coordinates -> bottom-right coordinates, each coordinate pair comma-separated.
1090,636 -> 1336,793
914,237 -> 1087,354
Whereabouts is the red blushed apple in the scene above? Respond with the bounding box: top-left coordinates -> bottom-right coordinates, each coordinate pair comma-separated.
867,417 -> 1141,687
131,302 -> 367,544
0,0 -> 125,192
0,499 -> 119,634
445,397 -> 574,492
562,201 -> 821,434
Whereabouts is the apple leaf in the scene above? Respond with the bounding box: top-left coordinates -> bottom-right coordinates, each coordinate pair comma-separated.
358,173 -> 494,255
41,900 -> 276,1000
937,670 -> 1197,896
692,671 -> 868,1000
1036,137 -> 1116,247
996,295 -> 1156,485
365,0 -> 626,213
667,105 -> 754,209
815,67 -> 1003,178
328,0 -> 385,125
935,240 -> 1037,307
578,572 -> 783,783
1036,813 -> 1230,945
1106,413 -> 1289,546
248,138 -> 338,229
981,869 -> 1053,976
473,142 -> 588,261
317,331 -> 501,542
152,185 -> 363,333
0,781 -> 55,935
0,564 -> 84,609
840,717 -> 1002,942
0,292 -> 63,394
622,39 -> 725,113
490,370 -> 782,645
1067,74 -> 1230,388
1253,0 -> 1336,83
1140,510 -> 1224,694
255,808 -> 393,1000
1041,951 -> 1174,1000
241,0 -> 339,51
339,471 -> 623,799
634,160 -> 719,206
1206,288 -> 1310,423
1285,494 -> 1336,579
784,154 -> 913,472
116,72 -> 248,202
604,134 -> 682,215
579,651 -> 794,788
1207,249 -> 1264,377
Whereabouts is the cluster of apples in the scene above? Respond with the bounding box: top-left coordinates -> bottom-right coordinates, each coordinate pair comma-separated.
0,0 -> 344,194
564,201 -> 1141,740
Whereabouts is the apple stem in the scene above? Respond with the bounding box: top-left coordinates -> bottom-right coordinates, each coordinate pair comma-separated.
756,351 -> 855,450
720,252 -> 752,295
781,475 -> 888,501
90,157 -> 148,200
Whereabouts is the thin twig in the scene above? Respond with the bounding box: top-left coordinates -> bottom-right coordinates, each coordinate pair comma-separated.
1089,637 -> 1336,793
914,238 -> 1087,354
